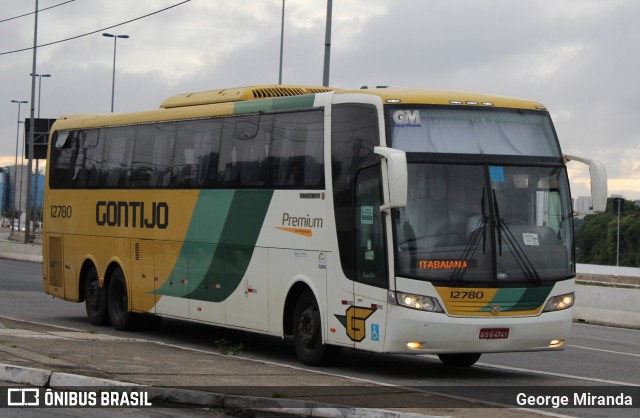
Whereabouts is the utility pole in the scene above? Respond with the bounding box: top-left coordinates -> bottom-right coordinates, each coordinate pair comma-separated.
615,198 -> 622,267
31,72 -> 51,234
25,0 -> 39,243
322,0 -> 332,86
10,100 -> 28,232
278,0 -> 285,84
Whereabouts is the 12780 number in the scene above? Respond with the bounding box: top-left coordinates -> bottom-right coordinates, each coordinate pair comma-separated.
450,291 -> 485,299
50,205 -> 72,219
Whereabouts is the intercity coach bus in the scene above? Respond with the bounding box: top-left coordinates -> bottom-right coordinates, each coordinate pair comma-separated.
43,85 -> 607,366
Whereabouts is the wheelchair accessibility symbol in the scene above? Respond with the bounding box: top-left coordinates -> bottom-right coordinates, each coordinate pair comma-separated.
371,323 -> 380,341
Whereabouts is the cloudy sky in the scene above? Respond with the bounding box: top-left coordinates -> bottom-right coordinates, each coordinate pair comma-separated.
1,0 -> 639,200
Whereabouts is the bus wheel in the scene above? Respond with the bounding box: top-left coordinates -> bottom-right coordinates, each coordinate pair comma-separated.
292,290 -> 340,366
437,353 -> 481,367
85,266 -> 109,326
107,268 -> 132,331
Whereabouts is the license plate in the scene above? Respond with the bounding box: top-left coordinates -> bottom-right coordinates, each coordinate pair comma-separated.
479,328 -> 510,339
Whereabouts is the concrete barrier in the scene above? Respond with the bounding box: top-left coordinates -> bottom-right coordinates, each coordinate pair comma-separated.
576,263 -> 640,286
574,282 -> 640,329
0,238 -> 42,263
574,264 -> 640,329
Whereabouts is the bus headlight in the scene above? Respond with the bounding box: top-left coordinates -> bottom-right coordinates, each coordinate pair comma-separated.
395,292 -> 443,312
543,292 -> 575,312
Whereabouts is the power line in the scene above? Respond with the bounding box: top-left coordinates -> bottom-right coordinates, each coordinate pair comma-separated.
0,0 -> 191,56
0,0 -> 76,23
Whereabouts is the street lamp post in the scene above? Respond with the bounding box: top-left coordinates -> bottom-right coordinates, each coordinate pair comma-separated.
31,72 -> 51,233
615,197 -> 623,267
10,99 -> 28,232
102,33 -> 129,113
279,0 -> 285,84
32,73 -> 51,116
322,0 -> 333,86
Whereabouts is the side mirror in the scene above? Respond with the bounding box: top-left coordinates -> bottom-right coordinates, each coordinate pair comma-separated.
374,146 -> 408,211
564,154 -> 608,214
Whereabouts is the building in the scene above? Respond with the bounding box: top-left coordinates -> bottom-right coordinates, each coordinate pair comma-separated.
0,173 -> 4,216
1,165 -> 44,223
574,196 -> 593,213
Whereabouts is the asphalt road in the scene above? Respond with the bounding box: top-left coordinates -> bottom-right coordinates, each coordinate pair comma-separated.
1,258 -> 638,417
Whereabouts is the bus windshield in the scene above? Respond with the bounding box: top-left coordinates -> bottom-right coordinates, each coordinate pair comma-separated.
388,107 -> 561,157
393,163 -> 574,284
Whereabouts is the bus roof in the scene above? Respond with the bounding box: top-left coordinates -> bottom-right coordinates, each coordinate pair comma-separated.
52,85 -> 548,131
344,87 -> 547,110
160,85 -> 547,111
160,85 -> 338,108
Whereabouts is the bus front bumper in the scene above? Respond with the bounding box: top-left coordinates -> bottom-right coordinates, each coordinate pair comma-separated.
384,305 -> 573,354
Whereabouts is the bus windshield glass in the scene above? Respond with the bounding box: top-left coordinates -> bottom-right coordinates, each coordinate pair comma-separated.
394,164 -> 574,284
388,107 -> 561,157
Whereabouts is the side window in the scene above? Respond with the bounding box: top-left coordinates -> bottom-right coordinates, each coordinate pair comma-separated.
131,123 -> 176,188
100,126 -> 134,188
269,110 -> 324,189
49,131 -> 80,189
241,115 -> 272,187
173,119 -> 221,188
354,166 -> 387,287
218,115 -> 271,188
71,129 -> 102,188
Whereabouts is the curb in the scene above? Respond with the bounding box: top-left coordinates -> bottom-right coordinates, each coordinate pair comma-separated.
0,364 -> 50,387
0,363 -> 431,418
0,253 -> 43,263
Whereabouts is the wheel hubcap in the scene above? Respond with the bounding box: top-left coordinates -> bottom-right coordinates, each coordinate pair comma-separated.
298,307 -> 316,346
87,283 -> 99,307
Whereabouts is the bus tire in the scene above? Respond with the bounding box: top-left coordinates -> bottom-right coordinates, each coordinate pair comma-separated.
292,290 -> 340,366
107,268 -> 132,331
437,353 -> 481,367
85,266 -> 109,326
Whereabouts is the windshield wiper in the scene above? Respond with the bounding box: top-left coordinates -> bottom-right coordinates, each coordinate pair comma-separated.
492,190 -> 541,284
450,189 -> 487,285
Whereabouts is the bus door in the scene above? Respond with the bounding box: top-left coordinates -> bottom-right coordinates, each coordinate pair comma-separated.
323,249 -> 354,348
352,165 -> 388,352
154,240 -> 189,318
226,246 -> 269,331
46,234 -> 66,299
188,243 -> 226,324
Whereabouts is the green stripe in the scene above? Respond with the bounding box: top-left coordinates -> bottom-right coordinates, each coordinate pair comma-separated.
233,94 -> 316,114
156,190 -> 274,302
478,286 -> 553,313
504,286 -> 554,312
187,190 -> 235,243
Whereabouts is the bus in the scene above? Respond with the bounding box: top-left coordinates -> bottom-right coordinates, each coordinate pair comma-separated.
43,85 -> 607,367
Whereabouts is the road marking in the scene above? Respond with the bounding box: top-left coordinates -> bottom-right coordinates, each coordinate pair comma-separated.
477,362 -> 640,386
569,344 -> 640,358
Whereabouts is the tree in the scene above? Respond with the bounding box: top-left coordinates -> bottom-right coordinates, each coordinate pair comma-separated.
575,198 -> 640,267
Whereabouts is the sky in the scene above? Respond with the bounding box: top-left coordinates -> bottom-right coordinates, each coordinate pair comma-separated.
1,0 -> 639,200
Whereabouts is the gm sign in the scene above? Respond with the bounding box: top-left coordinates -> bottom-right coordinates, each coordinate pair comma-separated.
392,110 -> 421,127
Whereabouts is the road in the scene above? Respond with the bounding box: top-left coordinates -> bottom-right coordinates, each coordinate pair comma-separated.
1,258 -> 638,417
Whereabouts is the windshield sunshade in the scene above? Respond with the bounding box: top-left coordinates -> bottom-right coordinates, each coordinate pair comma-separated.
389,107 -> 561,157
